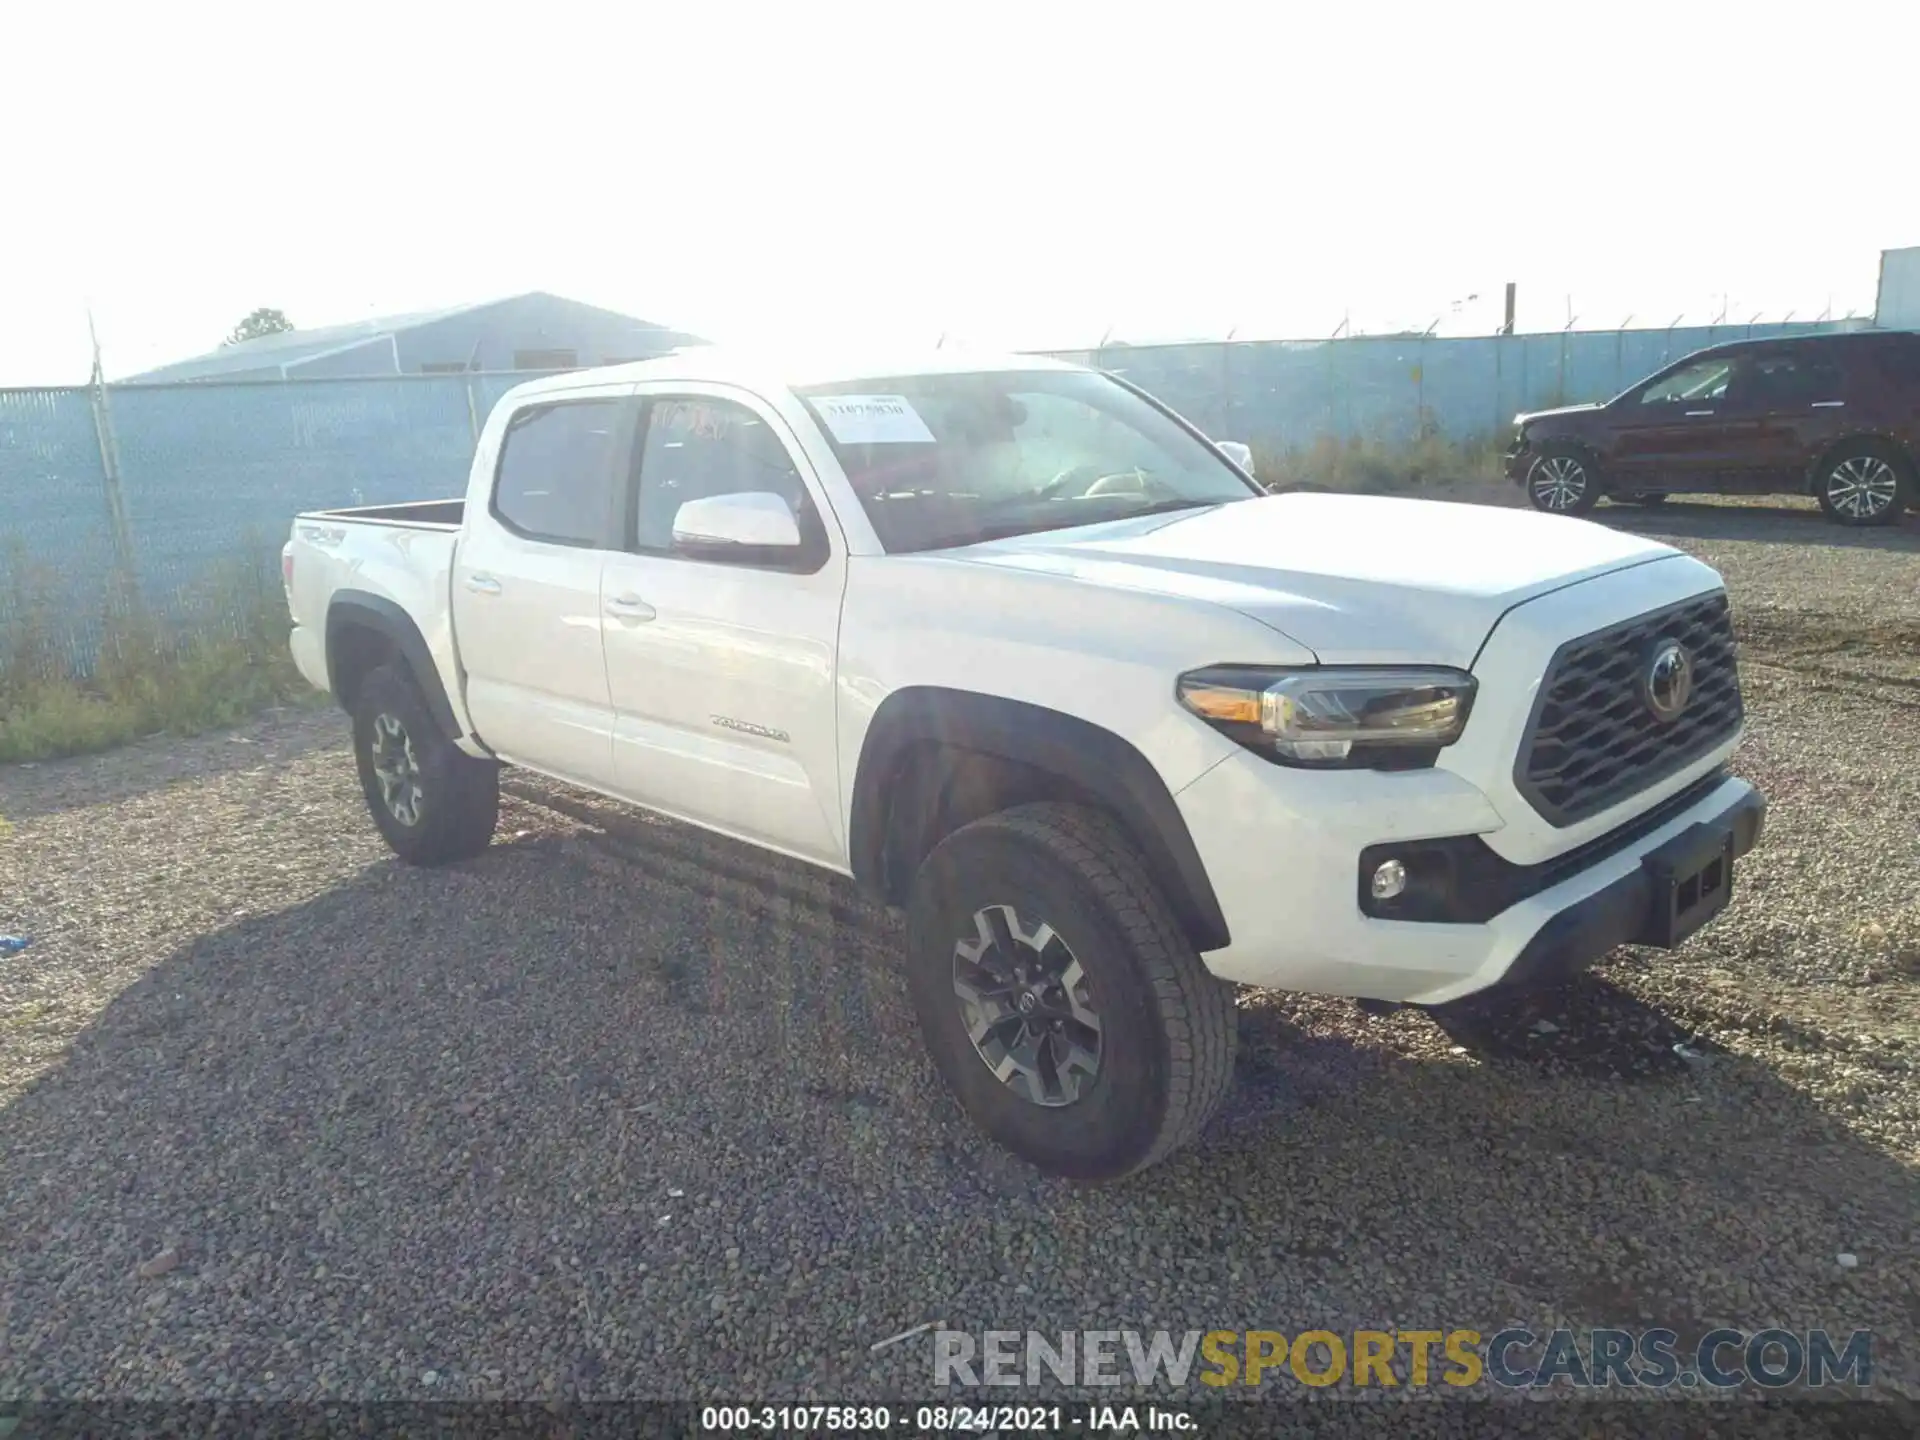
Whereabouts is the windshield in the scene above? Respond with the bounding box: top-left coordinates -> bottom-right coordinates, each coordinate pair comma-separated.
795,368 -> 1260,553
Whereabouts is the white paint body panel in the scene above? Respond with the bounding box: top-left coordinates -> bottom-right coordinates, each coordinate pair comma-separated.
946,492 -> 1678,668
284,515 -> 478,746
1182,760 -> 1758,1003
287,346 -> 1753,1005
601,380 -> 848,867
1441,551 -> 1738,864
449,378 -> 637,789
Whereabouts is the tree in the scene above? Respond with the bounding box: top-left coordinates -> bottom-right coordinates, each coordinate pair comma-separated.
224,308 -> 294,345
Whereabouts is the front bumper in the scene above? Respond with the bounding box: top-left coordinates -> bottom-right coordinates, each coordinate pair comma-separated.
1503,445 -> 1533,484
1174,749 -> 1765,1005
1485,780 -> 1762,991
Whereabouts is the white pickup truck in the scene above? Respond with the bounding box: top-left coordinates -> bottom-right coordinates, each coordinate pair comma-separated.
284,347 -> 1766,1181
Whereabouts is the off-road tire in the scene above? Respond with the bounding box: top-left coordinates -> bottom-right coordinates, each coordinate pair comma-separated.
351,663 -> 499,865
905,802 -> 1238,1181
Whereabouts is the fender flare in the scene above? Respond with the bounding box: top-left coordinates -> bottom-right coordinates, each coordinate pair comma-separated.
325,591 -> 463,741
848,687 -> 1231,951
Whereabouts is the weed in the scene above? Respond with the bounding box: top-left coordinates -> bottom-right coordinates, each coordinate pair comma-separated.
0,539 -> 311,764
1251,432 -> 1507,496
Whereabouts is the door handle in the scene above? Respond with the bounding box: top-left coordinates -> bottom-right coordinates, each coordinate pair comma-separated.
605,594 -> 657,623
465,573 -> 502,596
1684,410 -> 1716,417
1811,400 -> 1846,409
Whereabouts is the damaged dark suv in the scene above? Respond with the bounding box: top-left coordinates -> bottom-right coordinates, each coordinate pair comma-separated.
1506,329 -> 1920,526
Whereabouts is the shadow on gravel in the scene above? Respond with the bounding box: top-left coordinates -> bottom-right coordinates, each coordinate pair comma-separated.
1,795 -> 1914,1405
0,706 -> 339,822
1599,499 -> 1920,552
1424,975 -> 1722,1080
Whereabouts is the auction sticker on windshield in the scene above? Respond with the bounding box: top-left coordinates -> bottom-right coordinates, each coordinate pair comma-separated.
812,395 -> 937,445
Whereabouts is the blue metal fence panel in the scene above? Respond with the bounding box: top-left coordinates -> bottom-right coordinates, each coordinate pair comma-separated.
0,388 -> 120,671
109,377 -> 476,613
2,379 -> 483,674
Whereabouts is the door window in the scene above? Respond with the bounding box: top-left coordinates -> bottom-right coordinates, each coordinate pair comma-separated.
1733,352 -> 1844,407
1877,336 -> 1920,382
632,396 -> 829,568
1639,357 -> 1737,405
491,399 -> 628,546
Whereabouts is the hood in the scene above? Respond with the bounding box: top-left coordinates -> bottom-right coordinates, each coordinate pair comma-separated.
941,493 -> 1680,668
1515,401 -> 1604,426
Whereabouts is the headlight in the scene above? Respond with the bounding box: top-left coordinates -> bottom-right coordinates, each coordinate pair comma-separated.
1176,666 -> 1477,768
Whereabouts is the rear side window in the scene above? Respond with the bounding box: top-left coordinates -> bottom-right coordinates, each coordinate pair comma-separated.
1738,351 -> 1844,406
1876,336 -> 1920,383
492,399 -> 626,546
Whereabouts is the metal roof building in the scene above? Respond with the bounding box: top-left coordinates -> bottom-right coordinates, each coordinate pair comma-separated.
1878,246 -> 1920,331
123,291 -> 704,383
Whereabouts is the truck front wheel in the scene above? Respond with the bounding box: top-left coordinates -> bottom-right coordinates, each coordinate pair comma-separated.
905,802 -> 1238,1181
351,663 -> 499,865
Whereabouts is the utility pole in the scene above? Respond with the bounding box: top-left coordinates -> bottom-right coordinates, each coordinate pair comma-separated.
1501,282 -> 1516,336
86,309 -> 137,581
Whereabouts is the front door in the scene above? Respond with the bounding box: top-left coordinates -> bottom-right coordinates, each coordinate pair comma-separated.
1607,352 -> 1750,493
600,384 -> 848,866
450,391 -> 634,788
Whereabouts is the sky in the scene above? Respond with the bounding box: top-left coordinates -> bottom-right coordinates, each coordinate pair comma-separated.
4,0 -> 1916,385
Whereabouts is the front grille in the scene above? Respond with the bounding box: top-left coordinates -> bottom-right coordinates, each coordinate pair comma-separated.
1516,591 -> 1743,827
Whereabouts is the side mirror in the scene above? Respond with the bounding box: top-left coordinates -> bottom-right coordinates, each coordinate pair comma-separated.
671,491 -> 802,552
1215,440 -> 1254,476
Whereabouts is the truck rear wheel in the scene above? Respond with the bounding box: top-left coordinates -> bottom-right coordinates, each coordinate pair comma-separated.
351,663 -> 499,865
905,802 -> 1237,1181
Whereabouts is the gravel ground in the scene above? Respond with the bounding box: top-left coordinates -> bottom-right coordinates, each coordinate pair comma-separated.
2,503 -> 1917,1429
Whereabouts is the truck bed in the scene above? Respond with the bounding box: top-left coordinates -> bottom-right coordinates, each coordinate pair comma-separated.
302,499 -> 465,529
284,499 -> 469,736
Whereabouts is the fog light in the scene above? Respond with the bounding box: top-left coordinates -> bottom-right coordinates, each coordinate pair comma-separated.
1370,858 -> 1408,901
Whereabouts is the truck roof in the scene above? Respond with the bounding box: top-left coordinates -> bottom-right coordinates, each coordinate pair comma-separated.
499,345 -> 1085,404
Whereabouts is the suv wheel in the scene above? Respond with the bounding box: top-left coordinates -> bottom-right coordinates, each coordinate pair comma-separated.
1816,444 -> 1910,527
1525,447 -> 1600,515
905,802 -> 1238,1181
351,663 -> 500,865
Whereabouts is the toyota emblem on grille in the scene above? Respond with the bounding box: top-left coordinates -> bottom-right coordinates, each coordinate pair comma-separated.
1643,640 -> 1694,722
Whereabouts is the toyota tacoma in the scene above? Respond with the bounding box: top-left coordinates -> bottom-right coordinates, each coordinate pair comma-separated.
284,348 -> 1766,1181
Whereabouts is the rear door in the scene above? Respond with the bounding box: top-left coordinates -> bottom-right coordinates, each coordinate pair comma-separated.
1606,352 -> 1750,492
599,383 -> 849,866
450,387 -> 636,788
1719,345 -> 1850,492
